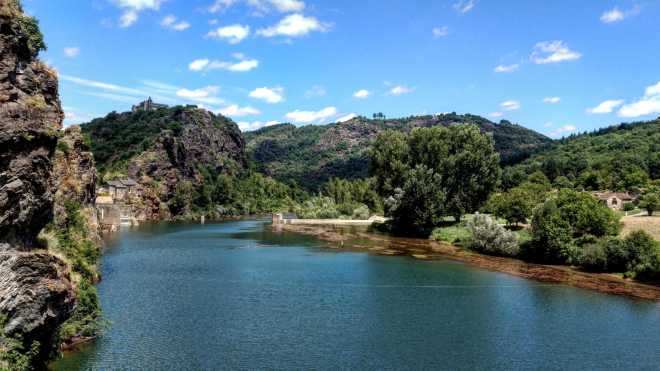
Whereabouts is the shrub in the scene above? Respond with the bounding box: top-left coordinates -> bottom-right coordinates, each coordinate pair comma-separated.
467,213 -> 520,257
81,133 -> 92,151
623,202 -> 635,211
577,244 -> 608,272
56,139 -> 70,156
352,205 -> 371,220
604,238 -> 631,272
524,200 -> 575,264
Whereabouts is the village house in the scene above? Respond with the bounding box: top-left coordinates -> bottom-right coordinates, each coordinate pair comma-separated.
630,188 -> 644,201
101,177 -> 142,202
597,193 -> 633,210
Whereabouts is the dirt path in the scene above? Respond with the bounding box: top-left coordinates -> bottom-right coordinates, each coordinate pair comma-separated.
280,224 -> 660,301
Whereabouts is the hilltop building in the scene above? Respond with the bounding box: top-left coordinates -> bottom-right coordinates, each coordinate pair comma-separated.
132,97 -> 169,112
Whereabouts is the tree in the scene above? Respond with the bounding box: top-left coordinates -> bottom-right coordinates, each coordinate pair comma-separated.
525,199 -> 575,264
368,130 -> 410,195
555,189 -> 622,237
526,171 -> 552,191
390,165 -> 446,236
553,176 -> 573,190
492,187 -> 534,226
617,165 -> 649,192
638,186 -> 660,216
500,167 -> 527,191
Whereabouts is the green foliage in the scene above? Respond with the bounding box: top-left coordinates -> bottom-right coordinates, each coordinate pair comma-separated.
623,202 -> 636,211
490,186 -> 534,226
576,230 -> 659,274
325,177 -> 382,214
388,165 -> 447,237
430,226 -> 470,243
351,205 -> 371,220
81,133 -> 92,152
524,200 -> 575,264
17,12 -> 47,58
296,197 -> 340,219
553,176 -> 573,190
167,121 -> 182,135
467,213 -> 520,257
500,167 -> 527,191
555,189 -> 622,237
56,140 -> 70,156
245,113 -> 548,191
371,123 -> 501,224
526,171 -> 552,191
637,186 -> 660,216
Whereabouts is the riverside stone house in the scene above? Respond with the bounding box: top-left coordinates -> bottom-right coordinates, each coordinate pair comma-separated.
101,177 -> 142,201
597,193 -> 633,210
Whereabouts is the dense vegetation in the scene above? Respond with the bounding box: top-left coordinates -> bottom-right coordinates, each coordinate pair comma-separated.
502,118 -> 660,192
245,113 -> 549,191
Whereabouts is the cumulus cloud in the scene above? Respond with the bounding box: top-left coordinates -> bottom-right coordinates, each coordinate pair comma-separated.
488,112 -> 504,117
237,120 -> 281,131
494,64 -> 519,73
549,125 -> 579,137
256,14 -> 331,37
189,59 -> 210,72
586,100 -> 624,114
206,24 -> 250,44
453,0 -> 474,13
207,59 -> 259,72
304,85 -> 326,98
335,113 -> 356,123
284,107 -> 337,123
159,14 -> 190,30
386,86 -> 416,95
544,122 -> 554,127
177,86 -> 221,98
119,10 -> 138,27
531,41 -> 582,64
500,100 -> 521,111
618,82 -> 660,118
210,0 -> 305,13
249,86 -> 285,103
64,47 -> 80,58
353,90 -> 372,99
601,5 -> 641,23
217,104 -> 262,117
543,97 -> 562,103
433,26 -> 450,37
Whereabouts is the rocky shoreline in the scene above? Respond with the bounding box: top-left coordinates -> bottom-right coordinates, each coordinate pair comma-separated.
279,224 -> 660,301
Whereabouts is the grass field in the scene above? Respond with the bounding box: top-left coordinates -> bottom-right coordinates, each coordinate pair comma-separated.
615,209 -> 643,218
620,216 -> 660,240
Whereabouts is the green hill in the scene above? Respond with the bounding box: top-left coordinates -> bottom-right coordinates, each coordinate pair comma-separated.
502,118 -> 660,191
244,113 -> 550,190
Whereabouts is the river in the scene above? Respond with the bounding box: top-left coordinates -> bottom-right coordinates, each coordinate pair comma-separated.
50,217 -> 660,370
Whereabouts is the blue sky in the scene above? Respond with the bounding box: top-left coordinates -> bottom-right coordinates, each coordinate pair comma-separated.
24,0 -> 660,135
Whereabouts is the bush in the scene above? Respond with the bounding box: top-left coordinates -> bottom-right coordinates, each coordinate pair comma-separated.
577,244 -> 608,272
623,202 -> 636,211
352,205 -> 371,220
56,139 -> 70,156
467,213 -> 520,257
524,200 -> 575,264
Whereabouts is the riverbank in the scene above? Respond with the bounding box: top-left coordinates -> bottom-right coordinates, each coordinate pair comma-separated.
280,223 -> 660,300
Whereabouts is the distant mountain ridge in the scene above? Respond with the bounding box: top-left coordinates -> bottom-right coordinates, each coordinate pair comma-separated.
244,113 -> 551,190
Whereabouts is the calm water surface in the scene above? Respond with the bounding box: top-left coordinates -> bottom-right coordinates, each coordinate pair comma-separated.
50,217 -> 660,370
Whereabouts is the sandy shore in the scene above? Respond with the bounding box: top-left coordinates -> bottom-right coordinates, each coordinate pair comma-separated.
280,224 -> 660,301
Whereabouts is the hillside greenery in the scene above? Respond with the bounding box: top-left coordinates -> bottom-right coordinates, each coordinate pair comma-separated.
244,113 -> 549,191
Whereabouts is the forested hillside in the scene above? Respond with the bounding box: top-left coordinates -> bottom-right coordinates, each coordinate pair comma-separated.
244,113 -> 550,190
502,118 -> 660,191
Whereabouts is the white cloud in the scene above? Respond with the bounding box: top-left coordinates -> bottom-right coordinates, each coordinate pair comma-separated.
265,121 -> 279,126
383,81 -> 391,86
586,100 -> 624,114
189,59 -> 210,72
500,100 -> 521,111
488,112 -> 504,117
177,86 -> 221,98
601,5 -> 641,23
549,125 -> 579,137
544,122 -> 554,127
217,104 -> 262,117
237,121 -> 264,131
206,24 -> 250,44
618,82 -> 660,118
543,97 -> 562,103
249,86 -> 285,103
207,59 -> 260,72
159,14 -> 189,30
284,107 -> 337,123
231,52 -> 245,60
210,0 -> 305,14
353,90 -> 372,99
119,10 -> 138,27
209,19 -> 218,25
386,86 -> 416,95
304,85 -> 326,98
433,26 -> 450,37
335,113 -> 356,123
60,75 -> 147,96
64,47 -> 80,58
453,0 -> 474,14
531,41 -> 581,64
256,14 -> 331,37
494,64 -> 519,73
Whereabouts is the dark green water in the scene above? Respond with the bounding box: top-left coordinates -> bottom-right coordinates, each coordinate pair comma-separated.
51,217 -> 660,370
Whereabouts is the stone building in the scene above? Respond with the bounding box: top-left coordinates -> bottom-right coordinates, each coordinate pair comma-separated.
597,193 -> 633,210
101,177 -> 141,201
132,97 -> 169,112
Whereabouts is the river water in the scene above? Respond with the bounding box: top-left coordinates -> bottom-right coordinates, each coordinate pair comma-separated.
50,217 -> 660,370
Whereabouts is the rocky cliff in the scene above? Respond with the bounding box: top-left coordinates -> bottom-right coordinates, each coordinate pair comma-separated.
82,106 -> 247,220
0,0 -> 77,365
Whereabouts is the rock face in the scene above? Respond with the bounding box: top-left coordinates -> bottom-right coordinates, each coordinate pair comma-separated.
0,4 -> 62,252
52,125 -> 98,206
0,0 -> 77,359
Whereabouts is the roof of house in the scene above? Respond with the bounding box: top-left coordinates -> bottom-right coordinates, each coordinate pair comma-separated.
105,180 -> 126,188
95,196 -> 114,204
120,179 -> 138,187
597,193 -> 633,201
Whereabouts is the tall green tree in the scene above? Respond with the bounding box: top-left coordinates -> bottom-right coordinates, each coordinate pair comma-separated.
368,130 -> 410,196
390,165 -> 446,236
638,186 -> 660,216
492,187 -> 534,226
